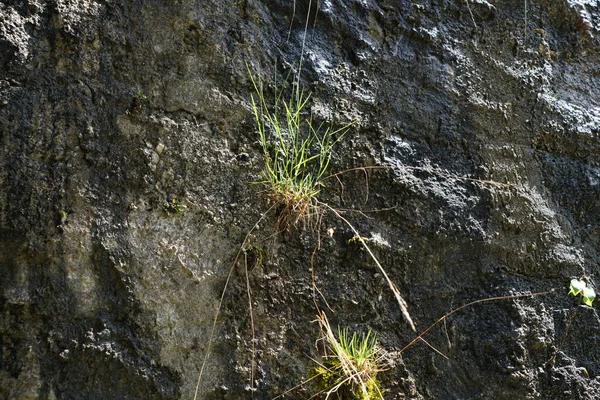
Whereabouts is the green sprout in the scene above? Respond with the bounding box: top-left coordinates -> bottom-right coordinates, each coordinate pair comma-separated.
136,88 -> 147,101
569,279 -> 596,307
242,244 -> 268,270
127,88 -> 147,114
347,235 -> 368,245
162,198 -> 185,215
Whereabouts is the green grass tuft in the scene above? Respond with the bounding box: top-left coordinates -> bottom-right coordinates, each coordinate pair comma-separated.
248,70 -> 350,230
312,312 -> 386,399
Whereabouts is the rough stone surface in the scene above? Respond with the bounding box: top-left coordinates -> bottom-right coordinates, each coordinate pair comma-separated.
1,0 -> 600,399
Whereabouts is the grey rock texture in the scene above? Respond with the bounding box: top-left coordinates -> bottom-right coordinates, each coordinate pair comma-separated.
1,0 -> 600,399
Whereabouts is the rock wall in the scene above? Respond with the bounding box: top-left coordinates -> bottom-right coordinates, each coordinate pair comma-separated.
1,0 -> 600,398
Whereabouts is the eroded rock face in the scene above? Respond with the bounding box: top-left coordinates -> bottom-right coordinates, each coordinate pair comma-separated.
1,0 -> 599,398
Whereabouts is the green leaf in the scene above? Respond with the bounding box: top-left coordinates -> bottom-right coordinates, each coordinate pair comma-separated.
582,287 -> 596,307
569,279 -> 586,296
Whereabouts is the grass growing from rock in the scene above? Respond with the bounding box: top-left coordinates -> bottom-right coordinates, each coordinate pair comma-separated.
249,71 -> 350,230
193,67 -> 531,398
312,312 -> 386,400
193,68 -> 556,397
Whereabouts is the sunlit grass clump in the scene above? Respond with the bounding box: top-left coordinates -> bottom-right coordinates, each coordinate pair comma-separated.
313,313 -> 386,399
249,73 -> 350,230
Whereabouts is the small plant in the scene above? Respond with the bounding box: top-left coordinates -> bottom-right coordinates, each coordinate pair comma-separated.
127,88 -> 147,114
249,70 -> 351,230
347,234 -> 368,245
312,313 -> 386,400
242,244 -> 268,270
569,278 -> 596,307
162,198 -> 184,215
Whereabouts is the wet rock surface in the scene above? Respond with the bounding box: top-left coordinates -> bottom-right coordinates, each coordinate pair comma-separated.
1,0 -> 599,398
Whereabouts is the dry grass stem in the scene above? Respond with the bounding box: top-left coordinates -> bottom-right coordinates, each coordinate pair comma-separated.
322,203 -> 416,332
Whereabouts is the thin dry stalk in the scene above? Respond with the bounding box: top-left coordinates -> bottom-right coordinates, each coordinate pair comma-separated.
193,204 -> 277,400
287,0 -> 296,42
272,374 -> 321,400
244,252 -> 256,391
309,220 -> 335,313
296,0 -> 312,101
324,165 -> 511,189
550,305 -> 579,364
321,202 -> 416,332
398,288 -> 556,356
419,337 -> 449,360
465,0 -> 477,29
